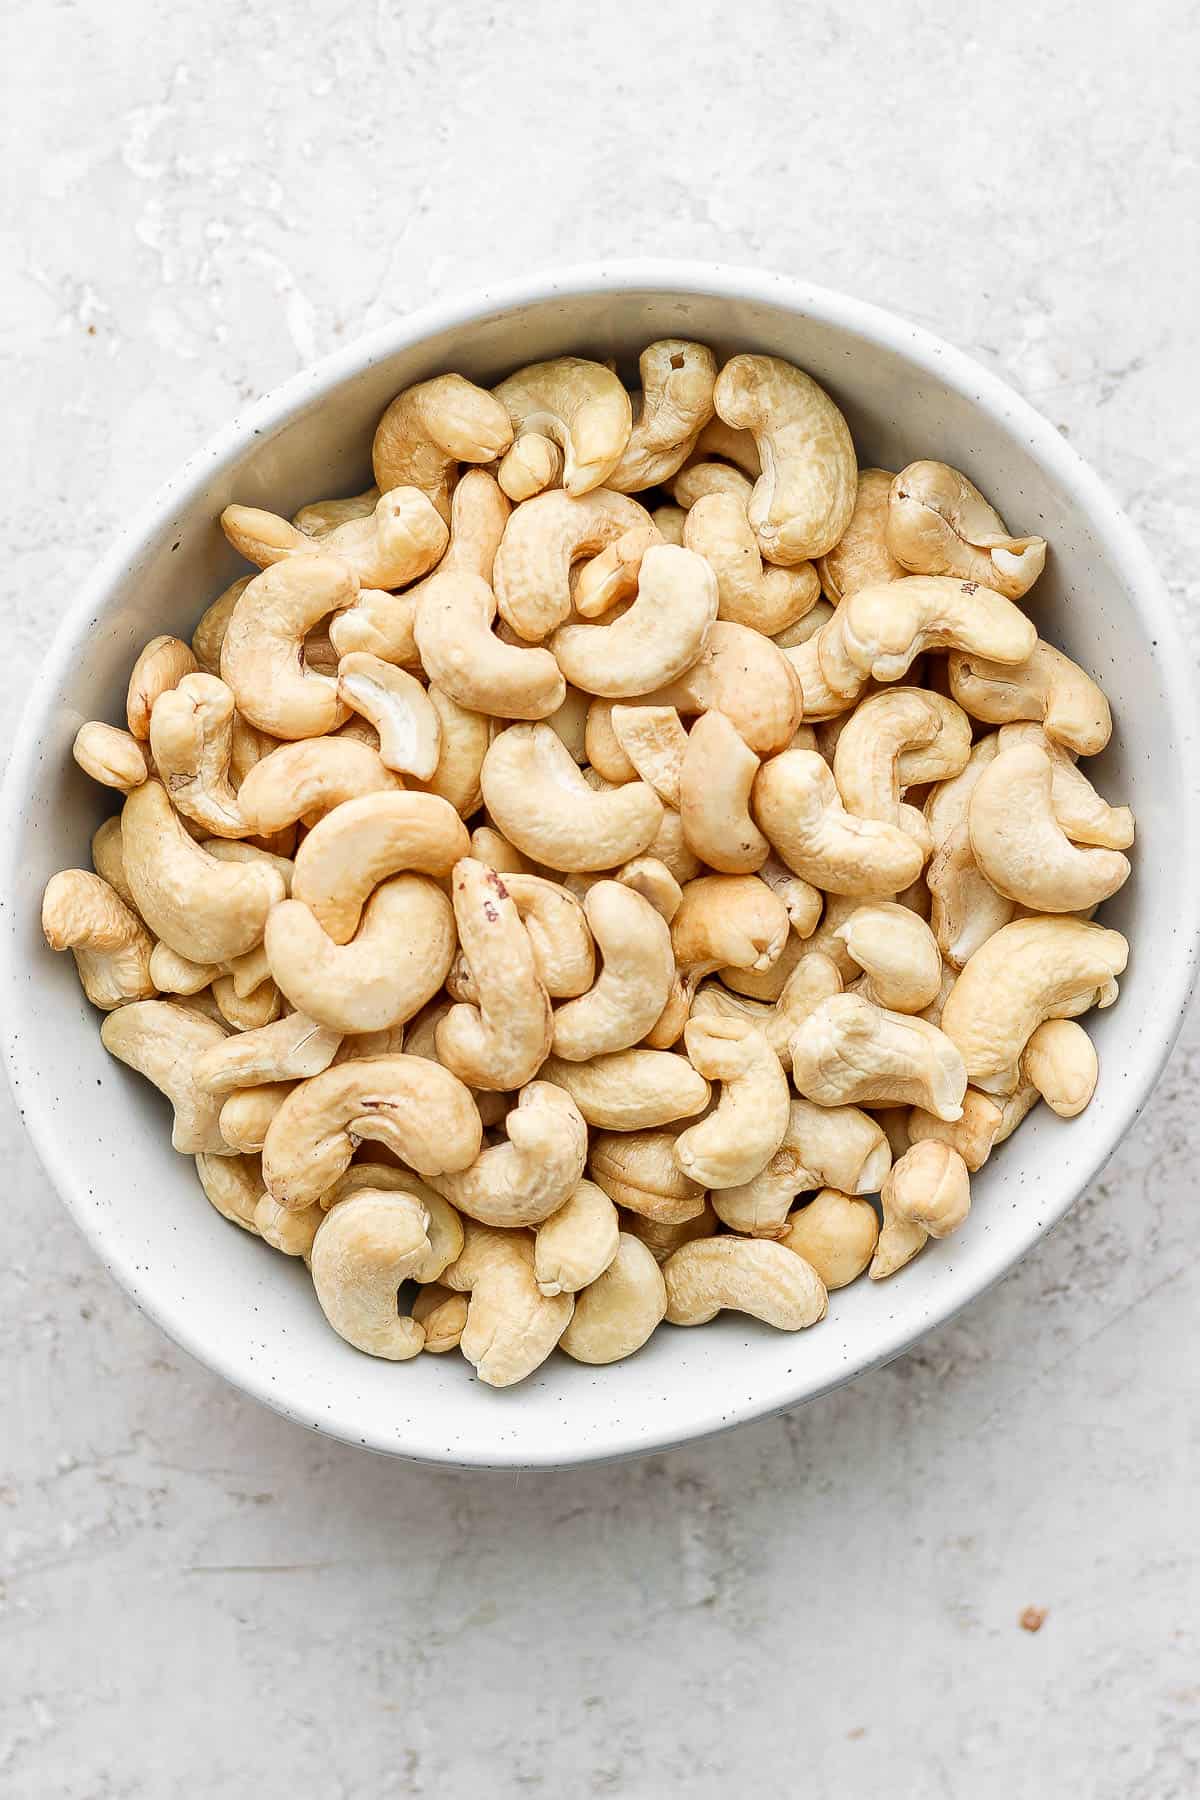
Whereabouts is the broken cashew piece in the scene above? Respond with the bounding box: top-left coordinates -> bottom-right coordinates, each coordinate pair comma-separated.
481,723 -> 663,871
435,859 -> 552,1090
42,869 -> 157,1011
100,999 -> 230,1155
673,1015 -> 790,1190
683,492 -> 821,636
494,357 -> 633,498
610,705 -> 688,807
572,525 -> 662,619
559,1233 -> 668,1363
711,1093 -> 890,1237
663,1236 -> 828,1330
967,739 -> 1130,912
551,543 -> 718,697
608,339 -> 718,492
791,992 -> 967,1120
372,373 -> 514,520
887,460 -> 1047,600
753,750 -> 925,899
679,708 -> 769,874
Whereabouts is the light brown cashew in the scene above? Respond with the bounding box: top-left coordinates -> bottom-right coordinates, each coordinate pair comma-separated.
832,688 -> 947,853
712,1093 -> 890,1236
673,1016 -> 790,1190
816,469 -> 905,602
481,723 -> 663,871
673,873 -> 790,985
643,620 -> 802,755
948,639 -> 1111,755
608,340 -> 718,492
193,1010 -> 342,1094
792,992 -> 967,1119
551,544 -> 718,698
149,942 -> 219,997
817,576 -> 1037,701
192,578 -> 251,676
409,686 -> 490,817
212,974 -> 282,1031
542,1049 -> 710,1130
678,708 -> 768,874
236,736 -> 400,837
148,673 -> 244,836
101,999 -> 230,1154
968,740 -> 1130,912
290,791 -> 469,943
496,432 -> 564,501
544,685 -> 591,763
195,1151 -> 265,1234
411,1284 -> 469,1353
261,1055 -> 481,1210
222,486 -> 448,590
218,1081 -> 296,1153
940,916 -> 1128,1094
1021,1018 -> 1098,1117
572,525 -> 662,618
663,1236 -> 828,1330
489,873 -> 595,997
267,874 -> 454,1034
585,699 -> 637,783
42,868 -> 157,1012
683,493 -> 821,635
588,1128 -> 706,1224
320,1165 -> 465,1286
753,750 -> 925,899
617,857 -> 683,924
774,599 -> 836,649
552,881 -> 674,1060
73,722 -> 148,794
651,504 -> 687,545
435,859 -> 552,1090
90,816 -> 135,910
334,655 -> 440,778
693,416 -> 760,474
494,357 -> 632,498
887,461 -> 1047,600
309,1192 -> 430,1360
610,705 -> 688,807
534,1180 -> 620,1296
996,724 -> 1134,849
755,853 -> 823,939
442,1222 -> 573,1388
220,554 -> 356,740
372,373 -> 513,520
254,1192 -> 324,1258
559,1232 -> 668,1363
126,635 -> 199,739
622,1202 -> 719,1264
493,487 -> 656,642
671,460 -> 755,509
907,1088 -> 1005,1171
694,950 -> 843,1066
431,1081 -> 587,1227
414,570 -> 566,719
121,780 -> 285,963
781,1189 -> 879,1290
835,903 -> 944,1013
713,353 -> 857,564
292,486 -> 379,538
884,1140 -> 971,1238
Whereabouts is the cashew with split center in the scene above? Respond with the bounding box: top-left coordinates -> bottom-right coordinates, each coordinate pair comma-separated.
372,374 -> 514,520
481,723 -> 663,871
42,870 -> 157,1011
887,460 -> 1047,600
664,1236 -> 828,1330
494,357 -> 632,499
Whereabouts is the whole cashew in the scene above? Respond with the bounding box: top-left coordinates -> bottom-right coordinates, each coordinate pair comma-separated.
221,487 -> 448,591
494,357 -> 632,498
907,1087 -> 1005,1171
441,1222 -> 574,1387
663,1236 -> 828,1330
672,872 -> 791,985
218,1080 -> 297,1153
817,576 -> 1037,701
430,1081 -> 587,1227
435,859 -> 552,1090
309,1191 -> 431,1360
887,460 -> 1047,600
254,1192 -> 324,1258
73,722 -> 148,794
148,673 -> 244,836
320,1163 -> 465,1286
551,544 -> 718,698
193,1010 -> 343,1093
791,992 -> 967,1119
884,1140 -> 971,1239
996,724 -> 1134,849
481,723 -> 663,871
290,791 -> 469,944
493,488 -> 662,642
411,1284 -> 469,1353
643,620 -> 802,756
967,739 -> 1130,912
414,569 -> 566,720
588,1127 -> 706,1224
195,1150 -> 263,1232
42,870 -> 156,1011
683,492 -> 821,636
1021,1018 -> 1098,1117
608,340 -> 718,492
533,1179 -> 620,1296
409,686 -> 491,818
559,1232 -> 668,1363
673,1015 -> 790,1190
126,635 -> 199,739
835,903 -> 944,1013
693,416 -> 760,475
712,1094 -> 890,1236
816,468 -> 905,602
372,374 -> 514,519
948,639 -> 1112,755
192,578 -> 251,676
781,1188 -> 880,1290
753,750 -> 925,899
490,873 -> 595,997
542,1048 -> 710,1130
237,736 -> 400,837
334,655 -> 440,778
211,974 -> 282,1032
679,708 -> 768,874
551,881 -> 674,1060
832,688 -> 947,853
609,705 -> 689,807
220,554 -> 356,740
101,999 -> 231,1154
780,633 -> 857,722
496,433 -> 563,502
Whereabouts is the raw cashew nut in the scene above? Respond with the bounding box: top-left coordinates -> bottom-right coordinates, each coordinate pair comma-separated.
588,1128 -> 706,1223
683,492 -> 821,636
193,1010 -> 343,1093
148,673 -> 244,836
494,357 -> 632,498
414,570 -> 566,719
817,576 -> 1037,700
692,417 -> 761,474
410,686 -> 491,818
559,1233 -> 668,1363
542,1049 -> 710,1130
372,374 -> 513,519
481,723 -> 663,871
218,1081 -> 296,1153
832,688 -> 947,852
212,974 -> 281,1032
320,1164 -> 465,1286
290,791 -> 469,944
222,487 -> 448,590
126,635 -> 199,738
672,873 -> 790,984
534,1180 -> 620,1296
940,917 -> 1128,1094
623,1203 -> 719,1264
693,951 -> 842,1066
609,705 -> 688,807
73,722 -> 148,793
887,461 -> 1047,600
195,1150 -> 263,1233
192,578 -> 251,676
608,340 -> 718,492
781,1189 -> 879,1290
926,823 -> 1014,970
237,736 -> 399,837
435,859 -> 552,1090
100,1000 -> 230,1154
488,873 -> 595,997
816,469 -> 906,602
907,1088 -> 1005,1171
411,1284 -> 469,1353
870,1142 -> 971,1281
644,621 -> 802,755
42,870 -> 157,1011
254,1192 -> 324,1258
292,486 -> 379,539
493,488 -> 657,642
220,555 -> 356,740
996,724 -> 1134,849
679,708 -> 768,874
90,816 -> 135,909
968,740 -> 1130,911
552,881 -> 674,1060
713,353 -> 857,564
496,432 -> 563,502
1021,1018 -> 1098,1117
753,750 -> 925,899
756,854 -> 823,939
616,857 -> 684,924
663,1236 -> 828,1330
309,1192 -> 431,1360
712,1094 -> 890,1236
334,655 -> 441,778
441,1222 -> 574,1388
572,525 -> 662,619
948,639 -> 1112,755
149,942 -> 220,997
431,1081 -> 588,1227
774,599 -> 835,649
835,903 -> 944,1013
791,992 -> 967,1119
551,544 -> 718,697
673,1015 -> 790,1190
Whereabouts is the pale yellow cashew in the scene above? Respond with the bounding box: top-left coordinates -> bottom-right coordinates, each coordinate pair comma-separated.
608,339 -> 718,492
907,1088 -> 1006,1171
756,854 -> 823,939
948,639 -> 1112,755
121,780 -> 285,963
494,357 -> 632,498
430,1081 -> 588,1228
643,620 -> 802,755
551,544 -> 718,698
670,460 -> 755,509
875,1141 -> 971,1273
435,859 -> 552,1090
1021,1018 -> 1098,1117
996,724 -> 1134,849
126,635 -> 199,739
588,1128 -> 706,1224
673,1015 -> 790,1190
816,468 -> 905,602
609,705 -> 688,807
940,916 -> 1128,1094
552,881 -> 674,1061
679,708 -> 768,874
492,487 -> 655,641
254,1192 -> 324,1258
409,686 -> 491,818
218,1081 -> 296,1153
817,576 -> 1037,701
712,1094 -> 890,1236
651,873 -> 791,1046
221,486 -> 447,590
780,633 -> 856,722
414,570 -> 566,720
90,816 -> 135,910
319,1164 -> 465,1285
73,722 -> 148,794
372,373 -> 513,520
292,486 -> 379,539
693,951 -> 843,1066
832,688 -> 947,853
220,554 -> 356,740
835,903 -> 944,1014
693,416 -> 760,474
651,503 -> 687,545
559,1233 -> 668,1364
572,525 -> 662,618
42,869 -> 157,1011
193,1010 -> 343,1094
290,791 -> 468,945
100,999 -> 230,1154
541,1048 -> 710,1130
149,942 -> 220,997
496,432 -> 563,502
211,976 -> 282,1032
968,740 -> 1130,912
148,673 -> 244,837
411,1284 -> 469,1353
617,857 -> 683,924
492,874 -> 595,997
544,685 -> 591,764
534,1180 -> 620,1297
334,655 -> 440,779
773,598 -> 836,649
192,577 -> 251,676
792,992 -> 967,1119
442,1222 -> 573,1388
309,1191 -> 430,1360
921,735 -> 1013,967
683,493 -> 821,636
202,838 -> 294,889
781,1189 -> 880,1290
584,699 -> 637,783
623,1203 -> 719,1264
236,736 -> 400,837
887,460 -> 1047,600
663,1237 -> 827,1330
481,723 -> 663,871
195,1150 -> 263,1233
753,750 -> 925,899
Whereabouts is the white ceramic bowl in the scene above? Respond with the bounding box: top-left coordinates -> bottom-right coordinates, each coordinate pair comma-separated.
4,263 -> 1197,1468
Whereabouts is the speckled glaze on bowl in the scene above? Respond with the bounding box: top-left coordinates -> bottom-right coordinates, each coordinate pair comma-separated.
3,263 -> 1198,1469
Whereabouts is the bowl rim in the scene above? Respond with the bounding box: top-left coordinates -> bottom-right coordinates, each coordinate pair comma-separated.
5,258 -> 1199,1468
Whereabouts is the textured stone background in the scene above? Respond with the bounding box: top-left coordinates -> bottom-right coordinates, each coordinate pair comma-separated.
4,3 -> 1199,1795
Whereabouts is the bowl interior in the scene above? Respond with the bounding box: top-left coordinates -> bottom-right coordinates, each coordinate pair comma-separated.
4,269 -> 1197,1467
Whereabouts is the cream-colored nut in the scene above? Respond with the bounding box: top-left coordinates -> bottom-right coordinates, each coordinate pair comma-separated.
755,854 -> 823,939
496,432 -> 563,502
875,1105 -> 914,1163
644,805 -> 702,886
542,1049 -> 709,1130
237,736 -> 400,837
267,874 -> 455,1034
693,416 -> 761,475
753,750 -> 925,899
481,723 -> 662,871
948,639 -> 1112,755
967,740 -> 1130,912
694,950 -> 843,1066
559,1232 -> 668,1363
926,823 -> 1015,969
409,685 -> 491,818
309,1192 -> 429,1360
609,705 -> 688,807
996,725 -> 1134,849
254,1192 -> 324,1258
835,903 -> 944,1014
493,488 -> 659,642
372,374 -> 513,520
678,708 -> 768,874
544,685 -> 591,764
122,780 -> 285,963
42,869 -> 157,1011
817,576 -> 1037,701
608,340 -> 718,492
148,942 -> 220,997
713,353 -> 857,564
832,688 -> 947,853
816,469 -> 905,602
792,992 -> 967,1119
193,1010 -> 343,1093
467,824 -> 529,877
940,916 -> 1128,1095
326,585 -> 420,670
220,554 -> 355,740
883,1140 -> 971,1238
202,838 -> 295,890
995,1082 -> 1042,1144
588,1128 -> 706,1224
781,1189 -> 879,1290
494,357 -> 632,498
551,544 -> 718,698
663,1236 -> 828,1330
780,633 -> 856,721
672,873 -> 790,988
673,1016 -> 790,1190
100,999 -> 230,1154
126,635 -> 199,739
621,1202 -> 719,1264
616,857 -> 683,924
331,1024 -> 408,1066
334,655 -> 440,779
868,1199 -> 927,1278
887,461 -> 1047,599
585,699 -> 637,783
644,620 -> 802,755
711,1093 -> 890,1236
671,460 -> 755,509
414,569 -> 567,720
211,973 -> 282,1032
479,873 -> 595,998
411,1284 -> 469,1353
924,732 -> 1000,848
572,525 -> 662,619
651,504 -> 687,545
290,791 -> 469,944
534,1179 -> 620,1296
552,881 -> 674,1060
320,1165 -> 465,1283
195,1150 -> 263,1233
430,1081 -> 587,1227
73,722 -> 148,794
907,1088 -> 1005,1171
192,577 -> 251,676
683,492 -> 822,636
442,1222 -> 573,1388
435,859 -> 552,1090
1020,1018 -> 1098,1117
222,486 -> 448,590
773,599 -> 836,649
226,935 -> 285,997
218,1081 -> 296,1153
292,486 -> 379,539
262,1055 -> 481,1210
790,893 -> 861,983
148,673 -> 244,836
90,816 -> 134,910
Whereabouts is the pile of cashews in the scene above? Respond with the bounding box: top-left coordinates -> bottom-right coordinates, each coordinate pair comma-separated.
43,342 -> 1135,1387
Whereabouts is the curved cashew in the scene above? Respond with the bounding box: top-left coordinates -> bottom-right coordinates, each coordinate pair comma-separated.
948,639 -> 1111,755
195,1150 -> 263,1233
755,854 -> 823,939
220,555 -> 355,740
588,1128 -> 706,1224
493,488 -> 656,642
372,374 -> 513,519
623,1202 -> 719,1265
608,340 -> 717,491
148,673 -> 244,836
672,460 -> 760,510
781,1189 -> 879,1290
552,881 -> 673,1060
585,699 -> 636,783
126,635 -> 199,739
884,1140 -> 971,1238
534,1180 -> 620,1296
780,633 -> 856,722
673,872 -> 790,982
334,655 -> 440,778
818,576 -> 1037,700
254,1192 -> 324,1258
683,492 -> 821,635
222,486 -> 447,590
42,870 -> 157,1011
435,859 -> 551,1089
712,1094 -> 890,1236
673,1016 -> 790,1190
442,1222 -> 573,1388
496,432 -> 563,502
309,1192 -> 430,1360
609,705 -> 688,807
835,903 -> 944,1013
411,1284 -> 469,1353
887,461 -> 1047,599
693,951 -> 843,1066
907,1088 -> 1005,1171
73,721 -> 148,794
832,688 -> 949,853
431,1081 -> 587,1227
485,873 -> 595,997
192,577 -> 251,676
218,1081 -> 296,1153
791,992 -> 967,1119
559,1232 -> 668,1363
292,486 -> 379,538
101,999 -> 230,1154
542,1048 -> 709,1130
291,792 -> 469,944
968,740 -> 1130,912
481,723 -> 662,871
753,750 -> 925,898
816,468 -> 905,602
551,544 -> 717,698
320,1164 -> 465,1282
90,816 -> 135,910
617,857 -> 684,924
678,708 -> 768,874
409,685 -> 490,818
414,569 -> 566,719
940,916 -> 1128,1094
212,974 -> 282,1032
663,1236 -> 827,1330
1021,1018 -> 1098,1117
193,1010 -> 342,1094
693,416 -> 760,474
996,724 -> 1134,849
494,357 -> 632,498
572,524 -> 661,619
643,620 -> 802,755
774,598 -> 836,649
237,736 -> 399,837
